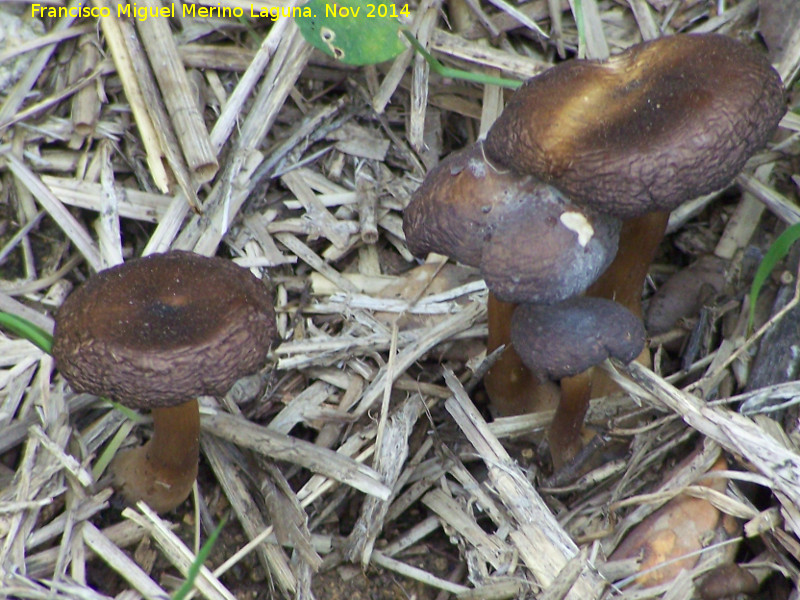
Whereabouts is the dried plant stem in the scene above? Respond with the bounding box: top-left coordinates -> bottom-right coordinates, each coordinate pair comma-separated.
443,368 -> 605,598
92,0 -> 170,192
136,1 -> 218,183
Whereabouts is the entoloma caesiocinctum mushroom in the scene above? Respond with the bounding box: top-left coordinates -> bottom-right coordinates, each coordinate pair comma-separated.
53,251 -> 277,512
404,33 -> 786,466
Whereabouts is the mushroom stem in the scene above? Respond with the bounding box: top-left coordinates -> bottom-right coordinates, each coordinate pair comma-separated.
111,399 -> 200,513
586,212 -> 670,317
484,293 -> 559,416
549,371 -> 592,469
551,212 -> 669,466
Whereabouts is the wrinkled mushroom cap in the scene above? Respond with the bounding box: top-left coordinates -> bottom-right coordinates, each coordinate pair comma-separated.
403,143 -> 621,304
510,297 -> 645,380
485,33 -> 786,217
53,251 -> 277,407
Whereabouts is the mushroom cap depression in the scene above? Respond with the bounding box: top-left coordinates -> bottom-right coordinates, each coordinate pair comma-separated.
403,143 -> 621,304
53,251 -> 277,407
510,298 -> 645,380
485,33 -> 786,217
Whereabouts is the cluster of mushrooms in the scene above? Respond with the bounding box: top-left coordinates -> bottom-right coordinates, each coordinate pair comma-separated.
403,33 -> 786,467
52,251 -> 278,512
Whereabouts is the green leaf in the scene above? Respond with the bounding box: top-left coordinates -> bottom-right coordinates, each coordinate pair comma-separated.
0,312 -> 53,354
296,0 -> 407,65
748,222 -> 800,332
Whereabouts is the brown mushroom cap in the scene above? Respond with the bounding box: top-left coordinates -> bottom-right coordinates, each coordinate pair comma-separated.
485,33 -> 786,217
403,143 -> 523,267
510,297 -> 645,380
403,143 -> 621,304
53,251 -> 277,407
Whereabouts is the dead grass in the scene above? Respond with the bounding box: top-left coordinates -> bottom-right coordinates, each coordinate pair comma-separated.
1,0 -> 799,599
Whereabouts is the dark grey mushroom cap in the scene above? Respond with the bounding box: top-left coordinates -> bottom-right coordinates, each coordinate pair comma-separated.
480,192 -> 620,304
53,251 -> 277,408
485,33 -> 786,218
510,297 -> 645,380
403,142 -> 621,304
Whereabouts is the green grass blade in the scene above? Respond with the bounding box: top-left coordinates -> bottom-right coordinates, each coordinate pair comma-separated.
171,515 -> 228,600
573,0 -> 586,57
400,30 -> 522,89
0,312 -> 53,354
748,222 -> 800,332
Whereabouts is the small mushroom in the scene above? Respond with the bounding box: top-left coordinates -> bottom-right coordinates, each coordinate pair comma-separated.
53,251 -> 277,512
511,298 -> 645,460
510,298 -> 645,381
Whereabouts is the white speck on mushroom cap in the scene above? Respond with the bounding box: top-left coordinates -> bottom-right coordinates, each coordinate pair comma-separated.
464,157 -> 487,178
559,211 -> 594,247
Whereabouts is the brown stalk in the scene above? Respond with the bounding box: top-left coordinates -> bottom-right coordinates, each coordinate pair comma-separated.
112,399 -> 200,513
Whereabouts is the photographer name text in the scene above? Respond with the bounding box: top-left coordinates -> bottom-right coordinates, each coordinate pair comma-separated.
32,2 -> 409,21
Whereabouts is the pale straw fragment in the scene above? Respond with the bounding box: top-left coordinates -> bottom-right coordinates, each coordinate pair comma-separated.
124,503 -> 238,600
422,488 -> 514,570
114,12 -> 201,210
0,2 -> 78,127
95,141 -> 124,268
0,254 -> 81,297
356,169 -> 380,244
1,152 -> 103,271
0,23 -> 93,66
41,176 -> 171,223
268,381 -> 335,434
715,163 -> 777,260
174,26 -> 312,256
627,0 -> 660,40
443,369 -> 605,598
70,34 -> 102,136
178,44 -> 256,72
372,0 -> 435,114
136,1 -> 218,183
571,0 -> 609,59
240,215 -> 296,266
346,387 -> 419,565
27,426 -> 92,487
371,551 -> 471,594
409,6 -> 437,152
354,301 -> 485,415
201,435 -> 297,594
82,522 -> 168,600
274,232 -> 360,293
737,172 -> 800,225
485,0 -> 549,41
606,359 -> 800,541
430,29 -> 545,78
92,0 -> 171,193
281,171 -> 351,249
203,411 -> 392,499
143,13 -> 295,254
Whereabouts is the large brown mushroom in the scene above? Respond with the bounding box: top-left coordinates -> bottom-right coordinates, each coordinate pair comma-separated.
53,251 -> 277,512
403,33 -> 786,467
485,33 -> 786,218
